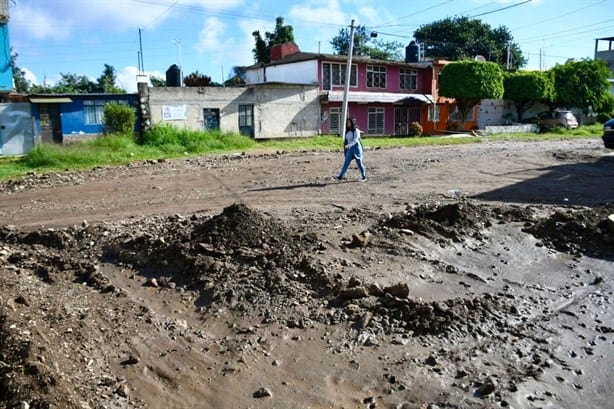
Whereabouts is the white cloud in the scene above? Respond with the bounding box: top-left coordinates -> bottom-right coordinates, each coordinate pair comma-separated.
22,67 -> 39,85
116,66 -> 163,93
289,0 -> 345,25
10,0 -> 247,40
195,17 -> 227,53
11,4 -> 71,41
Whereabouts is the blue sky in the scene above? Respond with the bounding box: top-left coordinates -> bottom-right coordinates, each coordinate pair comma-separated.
8,0 -> 613,92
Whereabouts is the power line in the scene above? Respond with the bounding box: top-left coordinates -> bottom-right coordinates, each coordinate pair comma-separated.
467,0 -> 533,18
371,1 -> 454,29
511,0 -> 607,31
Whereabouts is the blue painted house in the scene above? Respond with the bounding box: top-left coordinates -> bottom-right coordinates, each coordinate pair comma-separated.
0,0 -> 12,93
29,93 -> 139,143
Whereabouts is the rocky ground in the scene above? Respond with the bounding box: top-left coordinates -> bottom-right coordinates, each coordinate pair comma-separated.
0,138 -> 613,409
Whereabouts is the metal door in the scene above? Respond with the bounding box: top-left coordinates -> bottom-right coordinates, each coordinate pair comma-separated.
39,104 -> 63,144
395,107 -> 422,135
238,104 -> 254,138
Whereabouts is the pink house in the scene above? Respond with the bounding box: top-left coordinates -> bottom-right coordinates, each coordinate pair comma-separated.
245,43 -> 474,136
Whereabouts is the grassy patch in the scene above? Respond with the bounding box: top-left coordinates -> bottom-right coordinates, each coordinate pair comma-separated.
0,123 -> 603,181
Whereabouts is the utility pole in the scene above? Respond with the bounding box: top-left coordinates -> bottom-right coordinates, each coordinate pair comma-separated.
138,28 -> 145,74
340,19 -> 356,139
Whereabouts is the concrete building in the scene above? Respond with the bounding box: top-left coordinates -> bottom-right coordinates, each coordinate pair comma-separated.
595,37 -> 614,94
244,42 -> 471,136
144,83 -> 321,139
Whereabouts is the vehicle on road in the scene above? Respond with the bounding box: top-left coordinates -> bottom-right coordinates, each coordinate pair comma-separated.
603,117 -> 614,149
534,110 -> 579,130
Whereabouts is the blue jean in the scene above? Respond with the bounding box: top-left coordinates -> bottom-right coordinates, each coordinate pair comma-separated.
338,143 -> 366,178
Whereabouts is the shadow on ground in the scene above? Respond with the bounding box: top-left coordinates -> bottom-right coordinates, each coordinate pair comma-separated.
474,155 -> 614,207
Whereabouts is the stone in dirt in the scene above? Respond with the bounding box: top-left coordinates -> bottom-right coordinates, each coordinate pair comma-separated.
253,387 -> 273,398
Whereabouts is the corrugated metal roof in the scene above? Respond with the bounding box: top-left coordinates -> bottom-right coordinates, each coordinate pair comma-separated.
326,91 -> 434,104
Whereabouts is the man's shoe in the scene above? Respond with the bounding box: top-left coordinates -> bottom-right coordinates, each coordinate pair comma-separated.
359,176 -> 367,182
332,175 -> 343,181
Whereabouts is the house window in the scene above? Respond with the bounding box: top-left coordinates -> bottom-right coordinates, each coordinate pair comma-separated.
84,100 -> 106,125
367,65 -> 386,88
400,68 -> 417,90
329,108 -> 341,135
84,99 -> 129,125
368,107 -> 385,134
322,62 -> 357,90
428,105 -> 440,122
450,105 -> 475,121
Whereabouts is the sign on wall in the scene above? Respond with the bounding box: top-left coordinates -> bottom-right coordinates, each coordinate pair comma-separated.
162,105 -> 187,121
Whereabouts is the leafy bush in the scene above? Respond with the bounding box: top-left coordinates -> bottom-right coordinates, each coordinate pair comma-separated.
104,102 -> 136,134
408,121 -> 423,137
597,112 -> 613,123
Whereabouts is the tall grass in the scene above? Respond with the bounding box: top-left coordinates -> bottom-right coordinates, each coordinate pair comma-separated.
139,124 -> 256,154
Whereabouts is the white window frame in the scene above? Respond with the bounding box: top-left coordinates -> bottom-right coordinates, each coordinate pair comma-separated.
329,107 -> 341,134
368,107 -> 385,134
400,68 -> 417,90
367,65 -> 386,88
322,62 -> 357,90
428,105 -> 440,122
84,99 -> 129,125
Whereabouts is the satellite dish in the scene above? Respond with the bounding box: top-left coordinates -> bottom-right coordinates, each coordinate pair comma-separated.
474,55 -> 486,62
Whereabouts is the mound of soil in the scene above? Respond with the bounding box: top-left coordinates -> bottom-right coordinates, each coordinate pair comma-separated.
104,203 -> 337,321
333,279 -> 509,338
524,203 -> 614,256
380,201 -> 534,242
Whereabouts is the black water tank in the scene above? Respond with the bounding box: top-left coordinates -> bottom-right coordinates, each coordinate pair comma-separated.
166,64 -> 181,87
405,41 -> 420,63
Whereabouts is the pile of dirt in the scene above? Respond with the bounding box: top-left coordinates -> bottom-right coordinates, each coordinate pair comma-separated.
379,201 -> 534,242
524,203 -> 614,256
333,278 -> 510,338
104,203 -> 338,321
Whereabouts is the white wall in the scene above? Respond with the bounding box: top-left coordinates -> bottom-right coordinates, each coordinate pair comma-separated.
246,60 -> 319,85
147,84 -> 321,139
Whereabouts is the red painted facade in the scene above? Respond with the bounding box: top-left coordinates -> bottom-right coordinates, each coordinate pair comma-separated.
246,45 -> 479,136
317,56 -> 477,136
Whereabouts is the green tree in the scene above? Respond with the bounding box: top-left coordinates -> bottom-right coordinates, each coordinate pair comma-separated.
440,60 -> 504,125
149,76 -> 166,87
10,49 -> 29,93
224,66 -> 246,86
330,25 -> 403,60
550,59 -> 611,115
503,70 -> 554,121
184,71 -> 213,87
30,72 -> 97,94
369,38 -> 404,61
414,17 -> 526,71
330,25 -> 370,56
252,16 -> 295,64
97,64 -> 125,93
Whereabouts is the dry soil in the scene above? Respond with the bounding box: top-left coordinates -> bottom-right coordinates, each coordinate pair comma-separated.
0,138 -> 613,409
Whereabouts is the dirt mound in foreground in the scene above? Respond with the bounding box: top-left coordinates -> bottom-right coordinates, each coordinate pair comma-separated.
524,203 -> 614,256
105,203 -> 337,320
380,201 -> 534,242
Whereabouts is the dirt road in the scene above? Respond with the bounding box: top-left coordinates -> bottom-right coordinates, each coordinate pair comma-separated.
0,138 -> 613,409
